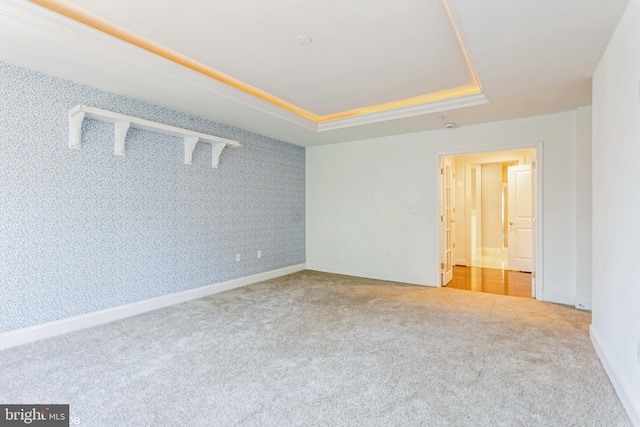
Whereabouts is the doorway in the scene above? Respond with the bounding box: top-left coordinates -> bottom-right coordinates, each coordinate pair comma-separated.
438,147 -> 540,299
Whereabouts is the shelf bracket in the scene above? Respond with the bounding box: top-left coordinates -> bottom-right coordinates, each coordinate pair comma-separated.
211,142 -> 226,169
114,121 -> 131,156
184,137 -> 199,165
68,110 -> 86,149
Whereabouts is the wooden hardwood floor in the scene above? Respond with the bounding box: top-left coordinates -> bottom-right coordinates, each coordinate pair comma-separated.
445,265 -> 532,298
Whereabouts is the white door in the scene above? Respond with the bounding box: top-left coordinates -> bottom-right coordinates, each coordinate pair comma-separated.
507,165 -> 532,272
440,157 -> 456,285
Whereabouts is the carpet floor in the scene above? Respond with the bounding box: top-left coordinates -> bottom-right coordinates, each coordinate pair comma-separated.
0,271 -> 631,426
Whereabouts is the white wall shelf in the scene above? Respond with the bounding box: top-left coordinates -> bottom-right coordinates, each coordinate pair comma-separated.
68,105 -> 240,168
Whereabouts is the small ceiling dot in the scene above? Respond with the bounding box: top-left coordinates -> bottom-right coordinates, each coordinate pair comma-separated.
296,35 -> 312,45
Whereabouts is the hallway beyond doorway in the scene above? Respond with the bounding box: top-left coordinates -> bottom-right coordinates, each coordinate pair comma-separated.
438,146 -> 539,298
470,248 -> 508,270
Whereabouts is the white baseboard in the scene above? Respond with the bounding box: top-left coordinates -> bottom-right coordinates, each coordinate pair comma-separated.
574,299 -> 592,310
306,264 -> 434,287
590,326 -> 640,426
540,292 -> 574,306
0,264 -> 306,351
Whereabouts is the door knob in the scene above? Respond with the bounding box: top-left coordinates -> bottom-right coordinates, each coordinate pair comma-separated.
509,221 -> 514,225
450,219 -> 455,223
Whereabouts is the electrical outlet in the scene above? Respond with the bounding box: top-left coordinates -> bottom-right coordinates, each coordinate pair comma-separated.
257,250 -> 262,259
236,254 -> 241,262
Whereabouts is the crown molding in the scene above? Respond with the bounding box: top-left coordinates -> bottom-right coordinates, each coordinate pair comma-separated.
317,93 -> 489,131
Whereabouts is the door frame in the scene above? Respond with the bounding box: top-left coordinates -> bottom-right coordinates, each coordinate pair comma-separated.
434,140 -> 544,300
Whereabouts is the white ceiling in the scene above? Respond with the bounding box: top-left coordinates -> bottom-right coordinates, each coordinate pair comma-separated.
69,0 -> 473,116
0,0 -> 630,147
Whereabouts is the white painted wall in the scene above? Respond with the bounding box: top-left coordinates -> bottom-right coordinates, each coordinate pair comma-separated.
575,106 -> 593,310
591,0 -> 640,423
307,111 -> 580,305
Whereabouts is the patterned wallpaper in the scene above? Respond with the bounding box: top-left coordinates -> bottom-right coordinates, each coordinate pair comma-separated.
0,62 -> 305,333
481,164 -> 503,248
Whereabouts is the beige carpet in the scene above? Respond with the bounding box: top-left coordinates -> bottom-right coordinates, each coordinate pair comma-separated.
0,271 -> 631,426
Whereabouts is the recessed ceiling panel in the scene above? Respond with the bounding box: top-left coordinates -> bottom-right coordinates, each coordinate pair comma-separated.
55,0 -> 477,117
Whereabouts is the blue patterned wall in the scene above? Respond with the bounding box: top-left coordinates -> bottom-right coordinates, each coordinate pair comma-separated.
0,62 -> 305,333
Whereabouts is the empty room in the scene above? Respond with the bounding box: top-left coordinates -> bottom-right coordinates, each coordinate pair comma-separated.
0,0 -> 638,425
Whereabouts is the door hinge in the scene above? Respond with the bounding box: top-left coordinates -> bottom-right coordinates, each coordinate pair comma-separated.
440,168 -> 444,175
441,262 -> 445,270
453,243 -> 456,248
453,173 -> 456,179
441,215 -> 444,222
532,161 -> 536,170
532,271 -> 536,279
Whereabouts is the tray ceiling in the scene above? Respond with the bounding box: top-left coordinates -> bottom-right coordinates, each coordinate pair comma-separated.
26,0 -> 485,126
